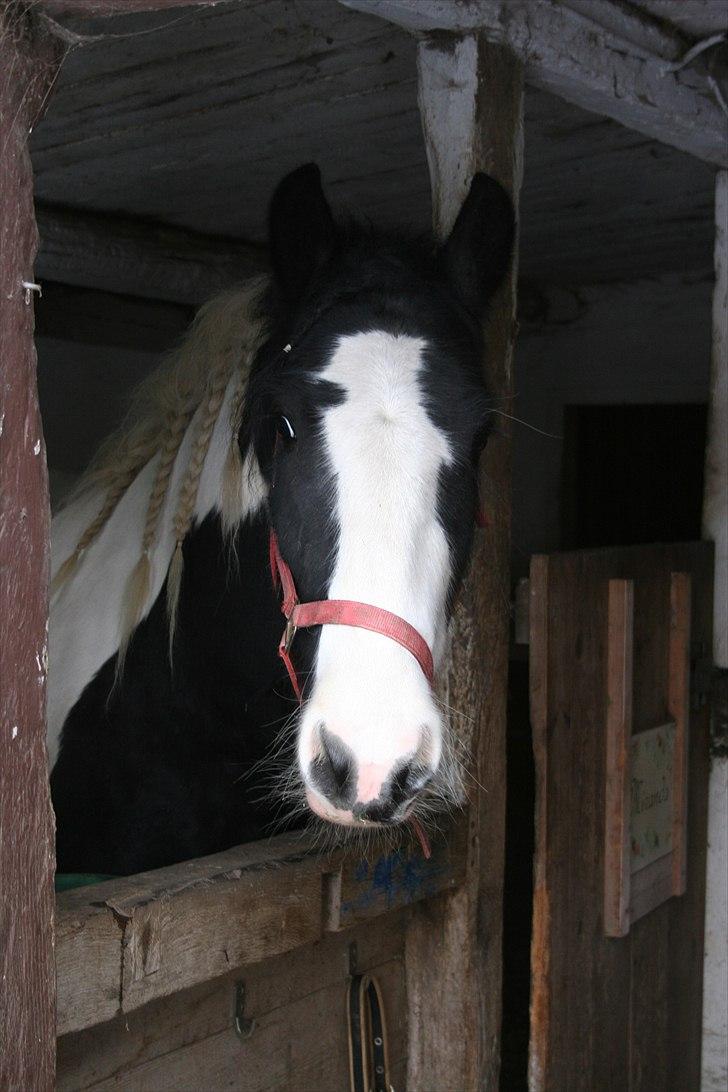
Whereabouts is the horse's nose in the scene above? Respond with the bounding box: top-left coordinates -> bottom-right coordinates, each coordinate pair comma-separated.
353,759 -> 433,823
309,726 -> 357,809
308,728 -> 434,821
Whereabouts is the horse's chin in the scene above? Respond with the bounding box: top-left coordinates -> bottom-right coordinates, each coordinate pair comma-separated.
304,788 -> 406,829
305,788 -> 356,826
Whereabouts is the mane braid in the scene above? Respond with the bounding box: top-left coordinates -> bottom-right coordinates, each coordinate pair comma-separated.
50,469 -> 138,596
51,275 -> 269,676
166,363 -> 231,658
115,404 -> 195,677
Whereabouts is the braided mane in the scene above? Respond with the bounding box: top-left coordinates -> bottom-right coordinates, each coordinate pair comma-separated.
52,275 -> 269,665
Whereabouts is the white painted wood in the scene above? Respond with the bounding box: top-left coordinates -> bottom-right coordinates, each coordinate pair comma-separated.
701,168 -> 728,1092
416,35 -> 478,240
563,0 -> 683,61
635,0 -> 728,39
339,0 -> 728,166
701,753 -> 728,1092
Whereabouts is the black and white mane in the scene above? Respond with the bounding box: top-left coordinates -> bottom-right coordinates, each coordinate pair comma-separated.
49,164 -> 514,875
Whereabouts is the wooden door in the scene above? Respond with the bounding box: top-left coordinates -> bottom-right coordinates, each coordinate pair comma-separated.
529,543 -> 713,1091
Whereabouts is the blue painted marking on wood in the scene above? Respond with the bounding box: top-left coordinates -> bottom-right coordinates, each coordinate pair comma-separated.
354,859 -> 370,883
340,845 -> 449,922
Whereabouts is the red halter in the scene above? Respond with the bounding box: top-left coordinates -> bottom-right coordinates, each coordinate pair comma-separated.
268,531 -> 434,703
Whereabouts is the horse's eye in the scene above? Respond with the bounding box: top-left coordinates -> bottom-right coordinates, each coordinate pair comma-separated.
276,414 -> 296,443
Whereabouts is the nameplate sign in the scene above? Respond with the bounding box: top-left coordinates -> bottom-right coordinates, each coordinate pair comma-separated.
630,722 -> 675,874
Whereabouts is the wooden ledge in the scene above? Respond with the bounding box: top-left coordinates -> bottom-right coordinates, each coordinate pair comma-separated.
56,824 -> 465,1037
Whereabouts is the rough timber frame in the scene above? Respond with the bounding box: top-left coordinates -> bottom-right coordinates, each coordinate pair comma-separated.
341,0 -> 728,168
407,33 -> 523,1088
0,2 -> 523,1085
0,9 -> 63,1090
9,0 -> 720,1085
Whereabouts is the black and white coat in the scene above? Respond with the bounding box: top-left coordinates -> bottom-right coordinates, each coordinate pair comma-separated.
49,165 -> 514,875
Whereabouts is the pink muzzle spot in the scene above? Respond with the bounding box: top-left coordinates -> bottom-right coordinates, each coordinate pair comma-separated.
356,763 -> 390,805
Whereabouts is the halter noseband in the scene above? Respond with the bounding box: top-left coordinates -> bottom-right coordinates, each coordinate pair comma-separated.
268,531 -> 434,703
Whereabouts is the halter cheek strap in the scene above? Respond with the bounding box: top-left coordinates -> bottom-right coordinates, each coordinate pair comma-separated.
268,531 -> 434,703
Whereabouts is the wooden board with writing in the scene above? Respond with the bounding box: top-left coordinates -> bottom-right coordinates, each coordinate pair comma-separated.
604,572 -> 691,937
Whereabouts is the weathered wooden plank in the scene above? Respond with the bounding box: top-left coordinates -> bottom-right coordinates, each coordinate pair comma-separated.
528,543 -> 713,1090
56,898 -> 125,1034
339,0 -> 728,166
35,204 -> 265,306
330,823 -> 466,931
117,861 -> 323,1015
604,578 -> 634,937
0,8 -> 63,1090
56,824 -> 460,1036
58,911 -> 408,1090
668,571 -> 692,894
405,34 -> 523,1091
80,961 -> 404,1091
528,554 -> 551,1092
635,0 -> 728,39
56,834 -> 325,1034
41,0 -> 223,15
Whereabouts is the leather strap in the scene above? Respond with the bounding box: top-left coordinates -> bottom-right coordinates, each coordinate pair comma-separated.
347,975 -> 392,1092
269,531 -> 434,702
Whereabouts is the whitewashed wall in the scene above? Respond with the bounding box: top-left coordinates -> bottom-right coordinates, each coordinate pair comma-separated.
701,170 -> 728,1092
511,272 -> 713,578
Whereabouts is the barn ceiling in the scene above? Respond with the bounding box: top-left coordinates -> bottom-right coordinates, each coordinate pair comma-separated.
31,0 -> 723,286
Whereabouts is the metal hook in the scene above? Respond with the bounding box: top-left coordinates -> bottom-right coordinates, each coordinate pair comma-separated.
233,980 -> 255,1040
21,281 -> 42,306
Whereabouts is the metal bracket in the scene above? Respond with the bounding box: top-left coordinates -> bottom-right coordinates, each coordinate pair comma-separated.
233,981 -> 255,1040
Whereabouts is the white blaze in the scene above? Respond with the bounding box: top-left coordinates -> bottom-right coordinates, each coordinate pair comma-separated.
298,331 -> 453,800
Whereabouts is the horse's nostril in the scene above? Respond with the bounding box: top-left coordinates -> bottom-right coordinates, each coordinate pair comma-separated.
352,761 -> 434,824
389,759 -> 433,809
309,726 -> 356,807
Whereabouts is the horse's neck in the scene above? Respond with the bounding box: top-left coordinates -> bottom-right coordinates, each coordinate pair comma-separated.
172,510 -> 288,712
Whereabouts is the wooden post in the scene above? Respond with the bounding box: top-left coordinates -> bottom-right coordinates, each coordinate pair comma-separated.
701,169 -> 728,1092
408,34 -> 523,1089
0,8 -> 62,1089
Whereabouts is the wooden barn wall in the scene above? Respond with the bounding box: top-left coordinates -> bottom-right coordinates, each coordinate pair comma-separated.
511,272 -> 713,578
57,910 -> 410,1091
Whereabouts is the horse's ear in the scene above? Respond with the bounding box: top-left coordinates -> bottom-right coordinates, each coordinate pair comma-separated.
440,173 -> 515,319
268,163 -> 337,303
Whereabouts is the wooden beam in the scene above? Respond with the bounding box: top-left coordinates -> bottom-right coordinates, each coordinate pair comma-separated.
36,282 -> 192,351
56,825 -> 463,1037
406,33 -> 523,1090
35,204 -> 266,307
40,0 -> 224,16
338,0 -> 728,167
0,9 -> 64,1091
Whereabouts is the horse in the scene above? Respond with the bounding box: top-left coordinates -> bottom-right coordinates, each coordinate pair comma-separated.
49,163 -> 514,876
